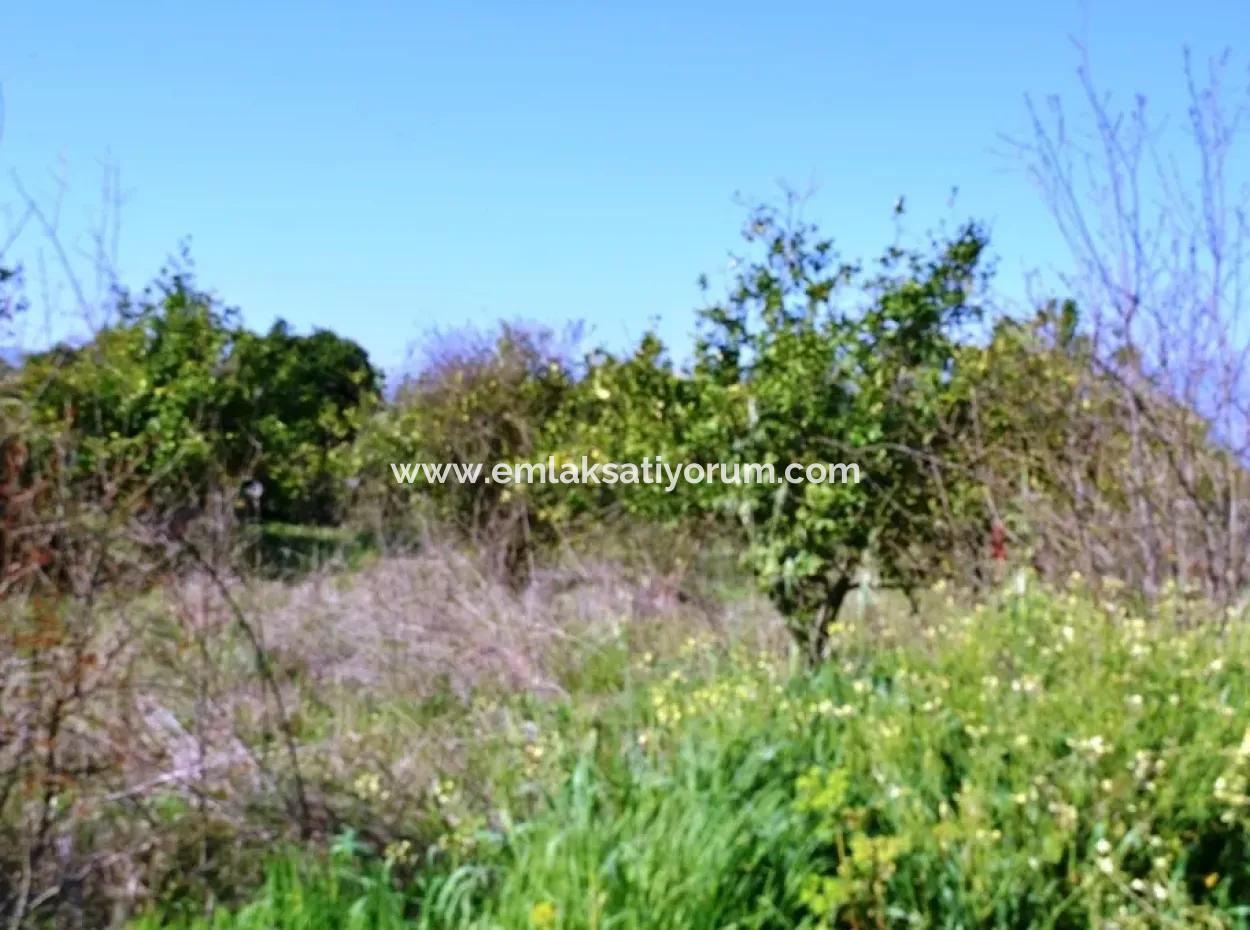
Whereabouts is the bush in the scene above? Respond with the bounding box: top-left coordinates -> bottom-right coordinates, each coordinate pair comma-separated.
344,323 -> 580,579
10,265 -> 380,537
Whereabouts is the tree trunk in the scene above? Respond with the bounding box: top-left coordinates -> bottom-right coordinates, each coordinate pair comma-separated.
803,573 -> 854,664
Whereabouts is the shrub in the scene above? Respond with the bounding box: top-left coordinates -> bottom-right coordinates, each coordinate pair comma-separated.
344,323 -> 579,579
10,265 -> 380,538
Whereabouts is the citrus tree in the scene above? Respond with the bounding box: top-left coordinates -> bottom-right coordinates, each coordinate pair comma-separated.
693,204 -> 991,656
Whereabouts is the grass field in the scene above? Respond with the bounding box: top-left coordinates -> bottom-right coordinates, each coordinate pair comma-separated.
128,579 -> 1250,929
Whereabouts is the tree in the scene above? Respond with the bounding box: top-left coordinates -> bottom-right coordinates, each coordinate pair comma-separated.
226,321 -> 381,525
1011,46 -> 1250,604
693,202 -> 990,657
14,265 -> 381,531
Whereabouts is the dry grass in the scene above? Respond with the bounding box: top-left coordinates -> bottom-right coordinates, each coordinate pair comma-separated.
258,544 -> 781,701
1,535 -> 783,929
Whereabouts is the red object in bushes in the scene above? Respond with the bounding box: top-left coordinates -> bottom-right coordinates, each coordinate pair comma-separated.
990,523 -> 1007,563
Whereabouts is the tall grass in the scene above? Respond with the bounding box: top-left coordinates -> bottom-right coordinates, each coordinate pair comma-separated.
128,842 -> 415,930
140,583 -> 1250,929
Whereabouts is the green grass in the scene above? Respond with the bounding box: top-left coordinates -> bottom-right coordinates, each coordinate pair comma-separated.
136,583 -> 1250,929
248,521 -> 376,577
128,844 -> 415,930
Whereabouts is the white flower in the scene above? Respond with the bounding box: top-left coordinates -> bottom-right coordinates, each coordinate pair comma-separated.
1097,856 -> 1115,875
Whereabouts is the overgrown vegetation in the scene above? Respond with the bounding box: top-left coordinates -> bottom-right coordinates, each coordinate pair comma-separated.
2,47 -> 1249,930
133,584 -> 1250,929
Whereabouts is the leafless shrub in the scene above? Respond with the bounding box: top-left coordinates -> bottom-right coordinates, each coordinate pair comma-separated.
0,180 -> 311,929
1000,45 -> 1250,605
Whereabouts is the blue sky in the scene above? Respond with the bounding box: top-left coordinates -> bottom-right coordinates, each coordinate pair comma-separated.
1,1 -> 1244,375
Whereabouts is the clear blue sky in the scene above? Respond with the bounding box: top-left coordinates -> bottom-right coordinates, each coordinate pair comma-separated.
1,1 -> 1244,375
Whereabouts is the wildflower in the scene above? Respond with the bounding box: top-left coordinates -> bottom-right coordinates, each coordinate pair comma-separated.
1097,857 -> 1115,875
529,901 -> 557,929
1049,801 -> 1078,831
384,839 -> 413,864
1082,735 -> 1111,757
353,772 -> 383,799
1095,838 -> 1112,856
1152,883 -> 1168,901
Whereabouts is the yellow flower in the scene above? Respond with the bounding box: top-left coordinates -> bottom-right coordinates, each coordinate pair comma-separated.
530,900 -> 557,928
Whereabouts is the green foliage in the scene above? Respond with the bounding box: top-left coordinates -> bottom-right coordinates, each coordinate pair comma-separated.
252,521 -> 375,577
941,300 -> 1246,596
12,264 -> 380,525
541,332 -> 723,525
18,270 -> 237,505
227,320 -> 381,524
345,323 -> 578,574
127,842 -> 416,930
692,205 -> 991,653
141,587 -> 1250,929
